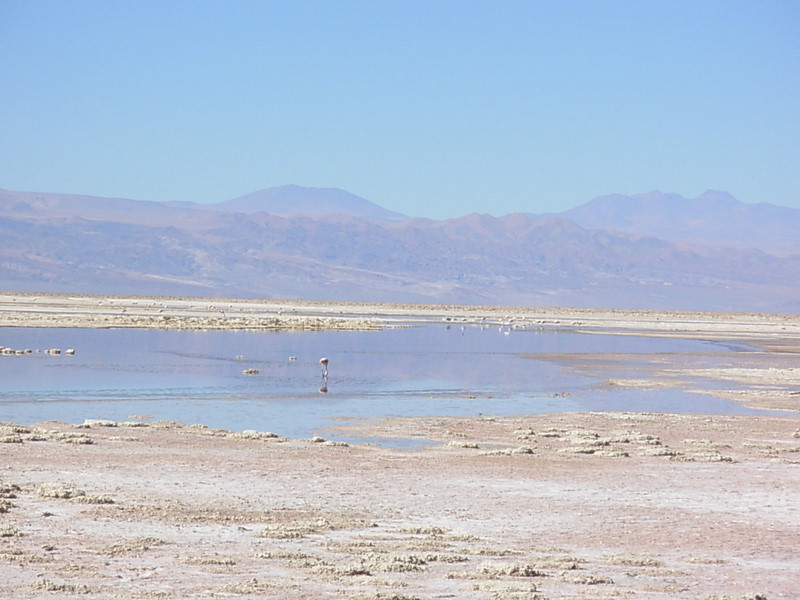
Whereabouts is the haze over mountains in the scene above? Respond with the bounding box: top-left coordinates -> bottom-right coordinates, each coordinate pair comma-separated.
189,185 -> 408,222
1,185 -> 798,312
558,190 -> 800,258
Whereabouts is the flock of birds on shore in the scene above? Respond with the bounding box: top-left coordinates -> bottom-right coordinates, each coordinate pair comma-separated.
1,345 -> 75,355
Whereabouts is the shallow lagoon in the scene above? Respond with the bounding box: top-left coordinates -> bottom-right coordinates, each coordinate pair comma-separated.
0,324 -> 769,443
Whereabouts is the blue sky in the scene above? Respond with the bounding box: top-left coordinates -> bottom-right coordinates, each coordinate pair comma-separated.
1,0 -> 798,219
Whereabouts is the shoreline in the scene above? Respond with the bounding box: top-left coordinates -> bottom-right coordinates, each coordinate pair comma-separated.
2,292 -> 800,598
5,292 -> 798,413
3,291 -> 800,335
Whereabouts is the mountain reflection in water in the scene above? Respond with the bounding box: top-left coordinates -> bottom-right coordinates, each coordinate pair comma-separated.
0,325 -> 770,442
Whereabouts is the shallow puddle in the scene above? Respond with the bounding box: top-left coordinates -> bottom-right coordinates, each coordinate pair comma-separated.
0,324 -> 775,442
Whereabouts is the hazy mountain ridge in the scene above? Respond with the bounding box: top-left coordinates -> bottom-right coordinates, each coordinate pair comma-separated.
1,186 -> 799,311
556,190 -> 800,256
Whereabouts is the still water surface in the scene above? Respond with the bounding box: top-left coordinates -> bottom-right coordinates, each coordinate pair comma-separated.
0,325 -> 770,443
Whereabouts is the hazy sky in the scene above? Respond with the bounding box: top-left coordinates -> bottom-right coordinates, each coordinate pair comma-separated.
2,0 -> 798,219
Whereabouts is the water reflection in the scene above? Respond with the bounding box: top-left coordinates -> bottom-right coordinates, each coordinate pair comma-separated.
0,324 -> 774,442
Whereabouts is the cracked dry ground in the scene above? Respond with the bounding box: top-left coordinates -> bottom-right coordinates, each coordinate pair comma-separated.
1,413 -> 799,599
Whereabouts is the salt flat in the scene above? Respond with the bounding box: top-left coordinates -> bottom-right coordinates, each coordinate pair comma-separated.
1,293 -> 799,599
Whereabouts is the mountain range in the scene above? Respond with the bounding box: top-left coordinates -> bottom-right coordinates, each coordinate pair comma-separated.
1,185 -> 799,312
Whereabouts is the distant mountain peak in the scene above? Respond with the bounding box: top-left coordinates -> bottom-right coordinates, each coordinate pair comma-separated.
558,190 -> 800,256
213,185 -> 407,221
694,189 -> 738,204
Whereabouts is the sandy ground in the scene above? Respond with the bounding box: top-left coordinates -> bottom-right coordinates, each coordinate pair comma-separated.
2,293 -> 800,599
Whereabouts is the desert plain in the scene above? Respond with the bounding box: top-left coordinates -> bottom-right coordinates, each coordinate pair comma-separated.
1,293 -> 799,599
